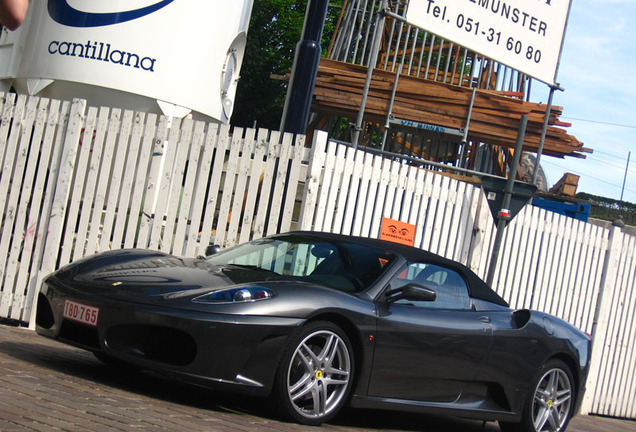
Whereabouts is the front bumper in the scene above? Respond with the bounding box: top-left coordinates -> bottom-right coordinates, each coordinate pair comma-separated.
35,279 -> 303,396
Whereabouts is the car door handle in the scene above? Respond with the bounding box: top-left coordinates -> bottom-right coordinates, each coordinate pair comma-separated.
479,316 -> 491,323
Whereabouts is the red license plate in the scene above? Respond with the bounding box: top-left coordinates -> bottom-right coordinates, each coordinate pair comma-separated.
63,300 -> 99,326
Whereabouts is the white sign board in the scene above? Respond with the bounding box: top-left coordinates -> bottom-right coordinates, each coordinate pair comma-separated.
406,0 -> 571,86
5,0 -> 253,122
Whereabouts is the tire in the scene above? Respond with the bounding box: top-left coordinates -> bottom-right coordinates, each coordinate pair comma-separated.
500,359 -> 576,432
273,321 -> 354,425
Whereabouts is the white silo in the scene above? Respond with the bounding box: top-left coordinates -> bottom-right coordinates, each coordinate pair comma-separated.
0,0 -> 254,122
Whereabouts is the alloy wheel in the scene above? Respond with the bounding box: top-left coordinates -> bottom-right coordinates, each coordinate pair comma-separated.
532,367 -> 573,432
286,329 -> 352,421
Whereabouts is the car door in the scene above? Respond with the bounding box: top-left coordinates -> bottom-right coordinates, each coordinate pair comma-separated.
368,262 -> 493,402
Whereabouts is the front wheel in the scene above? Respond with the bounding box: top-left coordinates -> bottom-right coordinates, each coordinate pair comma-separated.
500,359 -> 575,432
273,321 -> 354,425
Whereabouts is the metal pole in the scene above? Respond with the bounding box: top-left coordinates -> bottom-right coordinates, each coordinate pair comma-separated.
531,86 -> 557,185
381,62 -> 403,150
279,0 -> 330,135
459,87 -> 477,168
352,0 -> 387,148
486,114 -> 528,287
620,151 -> 631,203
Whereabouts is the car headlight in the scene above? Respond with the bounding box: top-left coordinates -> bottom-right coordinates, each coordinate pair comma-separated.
192,286 -> 276,304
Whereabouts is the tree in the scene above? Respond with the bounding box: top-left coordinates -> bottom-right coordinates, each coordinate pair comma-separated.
231,0 -> 342,130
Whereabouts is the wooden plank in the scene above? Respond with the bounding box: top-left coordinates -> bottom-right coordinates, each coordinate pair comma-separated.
409,167 -> 426,246
401,165 -> 418,224
342,147 -> 365,235
4,96 -> 44,320
313,59 -> 587,157
84,108 -> 114,252
266,132 -> 294,236
147,117 -> 181,251
59,106 -> 97,265
555,218 -> 576,318
562,219 -> 587,323
99,110 -> 132,252
174,120 -> 206,256
198,124 -> 230,248
20,99 -> 66,322
0,96 -> 35,282
351,150 -> 374,237
281,134 -> 305,233
458,181 -> 477,265
332,145 -> 356,234
423,173 -> 443,254
216,129 -> 243,247
579,223 -> 606,332
37,98 -> 86,292
252,130 -> 279,238
298,131 -> 328,232
123,113 -> 158,250
240,128 -> 271,243
0,95 -> 26,235
534,210 -> 558,312
0,92 -> 17,175
323,143 -> 348,233
136,115 -> 169,249
72,107 -> 102,260
369,157 -> 393,238
227,128 -> 255,246
0,94 -> 31,313
518,206 -> 539,309
359,153 -> 383,238
161,119 -> 193,254
111,111 -> 146,250
186,122 -> 218,257
390,160 -> 405,222
447,179 -> 465,262
312,139 -> 338,232
614,235 -> 636,417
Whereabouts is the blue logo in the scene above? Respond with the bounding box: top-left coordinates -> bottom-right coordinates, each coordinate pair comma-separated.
48,0 -> 175,27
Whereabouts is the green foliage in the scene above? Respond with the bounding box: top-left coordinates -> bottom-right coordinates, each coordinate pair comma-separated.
231,0 -> 343,130
576,192 -> 636,226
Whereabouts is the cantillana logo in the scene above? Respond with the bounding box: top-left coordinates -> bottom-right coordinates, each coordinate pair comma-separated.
47,0 -> 175,27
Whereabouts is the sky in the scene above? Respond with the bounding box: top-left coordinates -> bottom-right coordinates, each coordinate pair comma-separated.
532,0 -> 636,204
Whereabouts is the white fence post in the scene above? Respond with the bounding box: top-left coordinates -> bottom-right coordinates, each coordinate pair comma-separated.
581,220 -> 625,414
298,131 -> 328,231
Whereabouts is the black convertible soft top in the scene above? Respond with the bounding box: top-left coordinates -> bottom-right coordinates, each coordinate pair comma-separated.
283,231 -> 509,308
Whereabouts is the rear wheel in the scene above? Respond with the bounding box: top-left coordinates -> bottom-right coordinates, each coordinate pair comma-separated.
500,359 -> 575,432
273,321 -> 354,425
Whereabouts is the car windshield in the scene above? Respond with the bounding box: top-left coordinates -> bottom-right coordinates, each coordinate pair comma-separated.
206,235 -> 397,293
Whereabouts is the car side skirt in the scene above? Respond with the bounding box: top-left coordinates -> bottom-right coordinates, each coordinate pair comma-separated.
349,394 -> 521,422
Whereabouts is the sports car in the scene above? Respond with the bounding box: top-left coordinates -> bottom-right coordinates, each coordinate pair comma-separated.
35,231 -> 590,432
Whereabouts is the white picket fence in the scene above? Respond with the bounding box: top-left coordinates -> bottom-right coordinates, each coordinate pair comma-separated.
0,93 -> 634,419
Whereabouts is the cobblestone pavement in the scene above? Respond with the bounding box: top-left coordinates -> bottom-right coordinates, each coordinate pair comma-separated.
1,324 -> 635,432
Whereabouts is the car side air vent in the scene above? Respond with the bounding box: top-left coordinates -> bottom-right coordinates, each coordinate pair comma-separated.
511,309 -> 531,329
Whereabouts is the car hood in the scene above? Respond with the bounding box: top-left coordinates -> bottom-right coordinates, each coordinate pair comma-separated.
49,249 -> 290,300
46,249 -> 372,318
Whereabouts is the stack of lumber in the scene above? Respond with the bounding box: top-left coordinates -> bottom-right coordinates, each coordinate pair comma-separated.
549,173 -> 580,197
312,59 -> 591,159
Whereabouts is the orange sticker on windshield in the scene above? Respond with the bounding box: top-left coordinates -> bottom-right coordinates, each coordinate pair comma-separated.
380,217 -> 416,246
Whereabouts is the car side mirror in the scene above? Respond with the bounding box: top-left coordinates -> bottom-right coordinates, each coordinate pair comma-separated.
385,283 -> 437,303
205,244 -> 222,256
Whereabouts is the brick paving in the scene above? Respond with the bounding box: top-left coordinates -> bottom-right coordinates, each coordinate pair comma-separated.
1,324 -> 635,432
